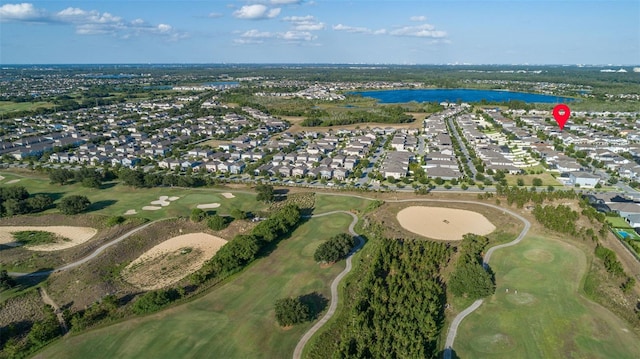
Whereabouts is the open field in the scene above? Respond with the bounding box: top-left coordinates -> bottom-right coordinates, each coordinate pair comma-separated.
0,101 -> 53,114
122,233 -> 227,290
286,119 -> 425,133
453,235 -> 640,358
396,206 -> 495,240
34,213 -> 353,359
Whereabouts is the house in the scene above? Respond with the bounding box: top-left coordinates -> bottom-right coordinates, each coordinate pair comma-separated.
625,214 -> 640,228
334,168 -> 349,180
568,172 -> 600,188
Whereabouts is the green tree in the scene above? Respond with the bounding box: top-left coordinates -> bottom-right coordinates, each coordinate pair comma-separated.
49,168 -> 75,185
231,208 -> 247,220
532,178 -> 543,187
256,184 -> 275,203
516,178 -> 525,186
58,195 -> 91,215
190,208 -> 207,222
274,297 -> 309,326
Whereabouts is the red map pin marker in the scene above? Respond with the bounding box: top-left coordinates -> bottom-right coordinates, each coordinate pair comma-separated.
553,104 -> 570,131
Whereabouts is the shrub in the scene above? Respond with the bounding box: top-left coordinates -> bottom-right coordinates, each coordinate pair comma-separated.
190,208 -> 207,222
106,216 -> 126,227
207,214 -> 229,231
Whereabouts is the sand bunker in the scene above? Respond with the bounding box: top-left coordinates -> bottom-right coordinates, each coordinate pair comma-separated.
0,226 -> 97,251
142,206 -> 163,211
5,179 -> 20,184
149,195 -> 180,207
221,192 -> 235,199
396,206 -> 496,240
124,209 -> 137,215
122,233 -> 227,290
0,175 -> 4,181
197,203 -> 221,209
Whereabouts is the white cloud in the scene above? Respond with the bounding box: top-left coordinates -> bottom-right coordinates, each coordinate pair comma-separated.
233,4 -> 281,20
279,30 -> 316,42
410,15 -> 426,22
283,15 -> 324,30
332,24 -> 385,35
208,12 -> 223,18
240,29 -> 274,39
0,3 -> 185,40
0,3 -> 45,21
390,24 -> 446,38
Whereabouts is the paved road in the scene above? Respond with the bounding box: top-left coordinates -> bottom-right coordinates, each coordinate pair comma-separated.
293,210 -> 364,359
9,220 -> 161,277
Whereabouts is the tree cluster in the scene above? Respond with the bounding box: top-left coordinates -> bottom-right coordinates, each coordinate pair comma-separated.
594,244 -> 625,277
532,204 -> 579,235
0,186 -> 53,217
48,168 -> 107,188
313,233 -> 356,263
496,184 -> 577,208
328,239 -> 451,358
274,297 -> 309,327
448,234 -> 495,300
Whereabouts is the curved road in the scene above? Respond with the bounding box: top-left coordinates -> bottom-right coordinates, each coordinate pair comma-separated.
292,196 -> 531,359
293,210 -> 364,359
9,220 -> 162,277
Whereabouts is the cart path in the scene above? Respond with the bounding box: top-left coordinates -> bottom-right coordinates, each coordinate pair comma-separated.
293,211 -> 363,359
9,220 -> 162,277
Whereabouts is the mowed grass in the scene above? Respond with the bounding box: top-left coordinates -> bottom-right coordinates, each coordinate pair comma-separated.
35,213 -> 353,359
0,101 -> 53,113
607,216 -> 633,229
505,171 -> 561,186
454,235 -> 640,358
0,171 -> 266,220
314,193 -> 373,213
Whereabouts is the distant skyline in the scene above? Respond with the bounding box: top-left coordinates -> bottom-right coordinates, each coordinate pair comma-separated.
1,1 -> 638,65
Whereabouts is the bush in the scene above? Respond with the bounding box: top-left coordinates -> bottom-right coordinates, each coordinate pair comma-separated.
58,195 -> 91,215
190,208 -> 207,222
0,269 -> 16,290
207,214 -> 229,231
274,297 -> 309,326
132,289 -> 180,314
313,233 -> 356,263
106,216 -> 126,227
231,208 -> 247,220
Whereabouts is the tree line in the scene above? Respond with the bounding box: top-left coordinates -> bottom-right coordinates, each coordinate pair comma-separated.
310,238 -> 452,358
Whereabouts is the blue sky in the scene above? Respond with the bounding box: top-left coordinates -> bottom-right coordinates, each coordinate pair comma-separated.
1,0 -> 638,64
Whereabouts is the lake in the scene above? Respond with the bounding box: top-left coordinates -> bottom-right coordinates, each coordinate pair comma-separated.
350,88 -> 574,104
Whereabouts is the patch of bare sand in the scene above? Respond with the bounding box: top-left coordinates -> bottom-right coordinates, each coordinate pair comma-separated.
396,206 -> 496,240
142,206 -> 163,211
220,192 -> 235,199
0,175 -> 4,181
0,226 -> 97,251
122,233 -> 227,290
197,203 -> 220,209
124,209 -> 137,215
6,179 -> 20,184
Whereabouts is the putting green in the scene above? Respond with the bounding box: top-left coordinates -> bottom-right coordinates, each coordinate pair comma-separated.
454,236 -> 640,358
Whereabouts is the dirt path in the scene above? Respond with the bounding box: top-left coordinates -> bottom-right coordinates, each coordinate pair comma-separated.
39,287 -> 68,334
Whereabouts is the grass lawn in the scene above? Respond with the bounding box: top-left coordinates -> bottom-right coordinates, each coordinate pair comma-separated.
505,171 -> 561,187
34,213 -> 354,359
607,216 -> 633,229
453,235 -> 640,358
314,193 -> 372,213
